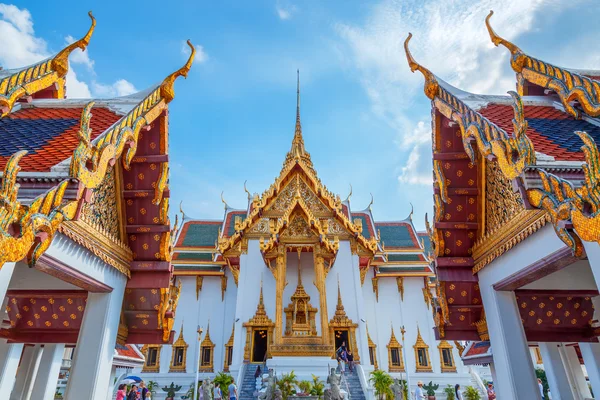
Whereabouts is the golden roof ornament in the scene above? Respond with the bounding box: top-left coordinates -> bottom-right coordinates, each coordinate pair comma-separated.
485,11 -> 525,72
52,12 -> 96,77
404,33 -> 439,100
160,40 -> 196,104
221,191 -> 229,210
345,184 -> 353,202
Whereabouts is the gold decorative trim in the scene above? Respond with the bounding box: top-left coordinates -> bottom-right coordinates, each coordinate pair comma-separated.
199,322 -> 215,372
224,324 -> 234,372
221,275 -> 227,301
0,12 -> 95,117
367,325 -> 378,370
454,340 -> 465,357
487,10 -> 600,119
472,209 -> 549,273
413,326 -> 433,372
242,284 -> 275,362
422,277 -> 432,310
196,276 -> 203,300
59,219 -> 132,277
387,326 -> 405,372
371,277 -> 379,302
475,312 -> 489,341
169,323 -> 188,372
438,340 -> 457,373
329,280 -> 359,362
158,280 -> 181,343
396,277 -> 404,301
141,344 -> 162,373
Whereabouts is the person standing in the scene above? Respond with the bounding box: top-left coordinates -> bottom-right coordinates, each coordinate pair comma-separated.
127,385 -> 138,400
415,381 -> 426,400
116,384 -> 127,400
214,382 -> 222,400
346,351 -> 354,372
140,381 -> 149,400
537,378 -> 544,398
228,378 -> 238,400
486,383 -> 496,400
455,384 -> 463,400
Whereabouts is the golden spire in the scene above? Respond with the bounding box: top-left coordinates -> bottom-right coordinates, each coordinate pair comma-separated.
291,69 -> 306,157
51,11 -> 96,77
404,33 -> 439,100
333,276 -> 346,318
160,40 -> 196,103
203,320 -> 212,342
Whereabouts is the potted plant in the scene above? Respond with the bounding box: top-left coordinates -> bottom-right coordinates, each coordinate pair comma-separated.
214,372 -> 234,399
162,382 -> 182,400
443,385 -> 455,400
423,381 -> 439,400
298,380 -> 313,396
310,375 -> 325,400
148,380 -> 159,397
277,371 -> 298,400
369,370 -> 393,400
464,386 -> 481,400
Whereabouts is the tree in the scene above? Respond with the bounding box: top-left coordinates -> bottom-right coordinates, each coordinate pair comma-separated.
369,370 -> 393,400
147,381 -> 159,396
214,372 -> 234,399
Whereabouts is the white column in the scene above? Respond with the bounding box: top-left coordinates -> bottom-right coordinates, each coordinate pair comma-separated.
0,341 -> 24,395
30,344 -> 64,400
10,344 -> 43,400
538,343 -> 575,400
561,345 -> 592,399
479,289 -> 541,400
64,273 -> 126,400
489,362 -> 498,386
579,343 -> 600,399
0,262 -> 16,303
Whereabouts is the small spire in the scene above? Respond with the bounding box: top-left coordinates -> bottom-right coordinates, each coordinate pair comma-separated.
337,276 -> 342,307
291,70 -> 306,157
297,248 -> 303,287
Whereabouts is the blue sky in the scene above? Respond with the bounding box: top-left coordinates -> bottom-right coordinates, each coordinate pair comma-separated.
2,0 -> 599,230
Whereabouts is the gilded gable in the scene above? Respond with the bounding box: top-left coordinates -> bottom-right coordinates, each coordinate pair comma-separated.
268,175 -> 329,215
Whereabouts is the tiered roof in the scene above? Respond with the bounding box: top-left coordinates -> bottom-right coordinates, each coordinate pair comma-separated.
0,12 -> 195,345
407,10 -> 600,343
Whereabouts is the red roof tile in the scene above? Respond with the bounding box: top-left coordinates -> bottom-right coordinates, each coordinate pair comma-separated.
0,107 -> 121,172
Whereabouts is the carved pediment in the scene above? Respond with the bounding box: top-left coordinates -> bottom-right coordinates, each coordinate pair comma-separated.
268,174 -> 329,215
280,214 -> 317,242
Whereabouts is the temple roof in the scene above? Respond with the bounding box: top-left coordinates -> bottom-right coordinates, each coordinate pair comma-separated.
461,341 -> 492,366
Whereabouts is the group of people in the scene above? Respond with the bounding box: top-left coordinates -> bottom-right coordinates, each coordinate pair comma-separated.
413,381 -> 496,400
116,381 -> 151,400
335,341 -> 355,374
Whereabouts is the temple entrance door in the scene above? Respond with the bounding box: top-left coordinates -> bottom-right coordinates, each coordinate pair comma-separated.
251,329 -> 268,363
334,329 -> 349,353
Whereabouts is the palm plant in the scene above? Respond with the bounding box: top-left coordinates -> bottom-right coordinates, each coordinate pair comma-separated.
443,385 -> 455,400
298,380 -> 312,395
147,381 -> 159,396
214,372 -> 234,399
310,375 -> 325,399
369,370 -> 393,400
277,371 -> 298,400
464,386 -> 481,400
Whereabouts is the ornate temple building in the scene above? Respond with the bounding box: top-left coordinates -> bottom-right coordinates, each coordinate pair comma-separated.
137,76 -> 480,399
408,10 -> 600,400
0,13 -> 190,400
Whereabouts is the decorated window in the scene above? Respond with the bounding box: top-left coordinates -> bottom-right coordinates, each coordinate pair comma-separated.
224,325 -> 235,372
141,345 -> 161,373
199,324 -> 216,372
170,324 -> 188,373
387,326 -> 405,372
367,326 -> 378,370
413,327 -> 432,372
438,341 -> 456,372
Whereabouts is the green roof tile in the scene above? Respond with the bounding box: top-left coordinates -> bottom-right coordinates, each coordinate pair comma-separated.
181,223 -> 221,247
353,215 -> 371,239
176,252 -> 214,261
387,254 -> 422,262
376,224 -> 416,248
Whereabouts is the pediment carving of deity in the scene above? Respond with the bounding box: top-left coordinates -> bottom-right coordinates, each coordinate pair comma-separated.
269,175 -> 329,215
280,214 -> 317,241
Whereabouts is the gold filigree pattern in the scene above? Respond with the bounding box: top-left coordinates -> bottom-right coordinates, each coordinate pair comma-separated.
487,10 -> 600,119
158,280 -> 181,343
80,167 -> 120,239
527,131 -> 600,256
405,33 -> 536,181
0,12 -> 95,117
485,160 -> 524,236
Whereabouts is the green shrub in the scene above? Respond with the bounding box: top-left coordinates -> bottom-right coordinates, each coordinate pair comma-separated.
464,386 -> 481,400
310,375 -> 325,399
443,385 -> 455,400
214,372 -> 234,399
277,371 -> 298,400
369,370 -> 393,400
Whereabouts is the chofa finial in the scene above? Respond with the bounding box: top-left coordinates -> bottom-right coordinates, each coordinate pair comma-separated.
485,11 -> 522,55
345,184 -> 353,202
404,33 -> 439,100
244,180 -> 251,201
160,40 -> 196,103
221,191 -> 229,210
367,193 -> 374,211
51,11 -> 96,77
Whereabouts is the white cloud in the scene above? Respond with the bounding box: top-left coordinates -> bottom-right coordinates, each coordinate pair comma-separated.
276,0 -> 297,20
337,0 -> 586,186
183,41 -> 208,64
0,3 -> 137,99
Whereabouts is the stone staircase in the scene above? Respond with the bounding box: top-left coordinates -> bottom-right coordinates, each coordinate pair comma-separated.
342,368 -> 366,400
240,364 -> 260,400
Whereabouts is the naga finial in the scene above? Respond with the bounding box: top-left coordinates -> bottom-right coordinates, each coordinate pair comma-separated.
404,33 -> 438,100
0,150 -> 27,203
408,203 -> 414,221
345,184 -> 353,202
51,11 -> 96,77
367,193 -> 374,211
244,180 -> 251,201
221,191 -> 229,210
160,40 -> 196,103
485,11 -> 522,56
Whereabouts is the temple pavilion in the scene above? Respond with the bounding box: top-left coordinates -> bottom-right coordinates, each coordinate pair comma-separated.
135,74 -> 485,400
407,10 -> 600,400
0,13 -> 191,400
